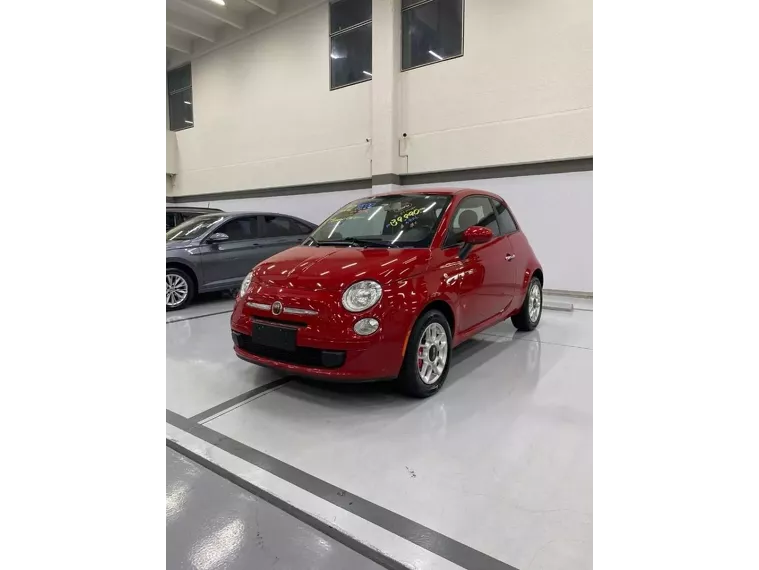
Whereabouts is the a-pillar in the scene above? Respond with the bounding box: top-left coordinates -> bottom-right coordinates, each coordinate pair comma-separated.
370,0 -> 404,195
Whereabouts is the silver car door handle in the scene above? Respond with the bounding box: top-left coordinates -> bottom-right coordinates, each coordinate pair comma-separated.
505,253 -> 516,261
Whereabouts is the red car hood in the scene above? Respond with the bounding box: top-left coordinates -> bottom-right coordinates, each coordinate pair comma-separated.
252,246 -> 431,291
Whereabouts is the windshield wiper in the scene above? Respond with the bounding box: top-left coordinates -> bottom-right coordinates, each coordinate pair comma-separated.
322,237 -> 397,248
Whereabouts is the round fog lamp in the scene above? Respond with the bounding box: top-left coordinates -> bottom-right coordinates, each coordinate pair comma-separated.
354,318 -> 379,336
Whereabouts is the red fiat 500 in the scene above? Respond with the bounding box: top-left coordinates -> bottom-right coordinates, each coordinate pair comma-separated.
231,188 -> 543,397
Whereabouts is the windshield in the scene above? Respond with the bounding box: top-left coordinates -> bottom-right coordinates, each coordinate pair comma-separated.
308,194 -> 451,248
166,214 -> 225,241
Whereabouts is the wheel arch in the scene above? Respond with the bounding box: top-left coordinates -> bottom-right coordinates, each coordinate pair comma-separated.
532,267 -> 544,287
420,298 -> 456,335
166,261 -> 198,292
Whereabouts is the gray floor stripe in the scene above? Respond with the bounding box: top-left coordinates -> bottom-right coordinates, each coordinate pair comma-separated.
166,309 -> 234,324
166,409 -> 519,570
166,440 -> 407,570
188,378 -> 292,423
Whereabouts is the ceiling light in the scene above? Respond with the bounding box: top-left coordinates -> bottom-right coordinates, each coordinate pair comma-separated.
362,70 -> 372,77
428,50 -> 443,60
208,0 -> 226,6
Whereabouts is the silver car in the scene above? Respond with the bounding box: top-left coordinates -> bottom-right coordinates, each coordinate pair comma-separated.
166,211 -> 316,310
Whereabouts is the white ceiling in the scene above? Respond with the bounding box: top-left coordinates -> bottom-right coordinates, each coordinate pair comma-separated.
166,0 -> 281,66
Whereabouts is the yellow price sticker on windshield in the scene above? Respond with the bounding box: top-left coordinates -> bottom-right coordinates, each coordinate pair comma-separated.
388,207 -> 424,227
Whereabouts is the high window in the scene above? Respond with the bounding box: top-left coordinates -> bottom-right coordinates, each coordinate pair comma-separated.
402,0 -> 464,71
330,0 -> 372,89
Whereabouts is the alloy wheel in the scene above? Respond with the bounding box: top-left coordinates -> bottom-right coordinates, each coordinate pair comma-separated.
417,322 -> 448,384
528,281 -> 542,323
166,273 -> 189,308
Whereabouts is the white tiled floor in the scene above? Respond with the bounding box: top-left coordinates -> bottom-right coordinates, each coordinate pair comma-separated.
166,298 -> 593,570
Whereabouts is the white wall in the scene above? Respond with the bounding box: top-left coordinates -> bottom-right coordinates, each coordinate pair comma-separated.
172,1 -> 371,197
405,172 -> 593,293
179,187 -> 372,226
167,0 -> 592,292
400,0 -> 592,174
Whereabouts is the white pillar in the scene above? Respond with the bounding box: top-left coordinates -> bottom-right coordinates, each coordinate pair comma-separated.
371,0 -> 404,188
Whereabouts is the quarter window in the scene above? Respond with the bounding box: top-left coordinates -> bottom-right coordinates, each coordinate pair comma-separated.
262,216 -> 310,238
402,0 -> 464,71
167,65 -> 193,131
491,199 -> 518,235
330,0 -> 372,89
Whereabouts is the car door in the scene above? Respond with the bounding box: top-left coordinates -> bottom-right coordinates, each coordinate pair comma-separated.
256,215 -> 311,261
490,198 -> 523,301
198,215 -> 263,290
444,195 -> 515,333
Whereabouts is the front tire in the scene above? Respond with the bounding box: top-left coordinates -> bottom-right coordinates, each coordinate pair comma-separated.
396,310 -> 452,398
166,268 -> 195,311
512,276 -> 542,331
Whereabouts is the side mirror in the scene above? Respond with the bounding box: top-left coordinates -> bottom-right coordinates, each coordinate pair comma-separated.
462,226 -> 493,244
459,226 -> 493,260
207,232 -> 229,243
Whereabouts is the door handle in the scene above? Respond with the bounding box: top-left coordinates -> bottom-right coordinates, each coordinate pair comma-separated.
505,253 -> 516,261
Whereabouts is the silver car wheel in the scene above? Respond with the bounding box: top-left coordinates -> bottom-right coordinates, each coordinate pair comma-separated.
528,281 -> 542,323
417,322 -> 448,385
166,273 -> 189,308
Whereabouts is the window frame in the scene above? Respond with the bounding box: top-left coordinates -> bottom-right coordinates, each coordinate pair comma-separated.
167,64 -> 194,132
401,0 -> 465,73
442,194 -> 498,249
329,0 -> 372,91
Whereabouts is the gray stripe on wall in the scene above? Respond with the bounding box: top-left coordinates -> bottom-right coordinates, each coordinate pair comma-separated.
166,158 -> 592,203
372,173 -> 401,185
399,158 -> 593,186
167,177 -> 372,204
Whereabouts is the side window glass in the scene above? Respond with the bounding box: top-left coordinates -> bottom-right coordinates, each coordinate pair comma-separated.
166,212 -> 176,230
292,220 -> 313,235
218,217 -> 259,241
445,196 -> 498,246
262,216 -> 298,238
491,199 -> 518,234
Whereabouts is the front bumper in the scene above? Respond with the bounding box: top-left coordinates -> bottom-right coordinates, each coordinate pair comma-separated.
231,332 -> 399,381
230,292 -> 407,381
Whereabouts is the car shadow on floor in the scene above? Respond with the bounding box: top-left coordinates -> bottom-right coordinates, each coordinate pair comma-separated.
287,328 -> 541,402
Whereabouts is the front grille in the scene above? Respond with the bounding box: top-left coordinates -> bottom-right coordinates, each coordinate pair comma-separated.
253,315 -> 307,328
233,332 -> 345,369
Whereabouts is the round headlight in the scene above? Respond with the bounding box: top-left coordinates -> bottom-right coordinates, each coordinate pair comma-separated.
354,318 -> 380,336
342,280 -> 382,312
239,271 -> 253,298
